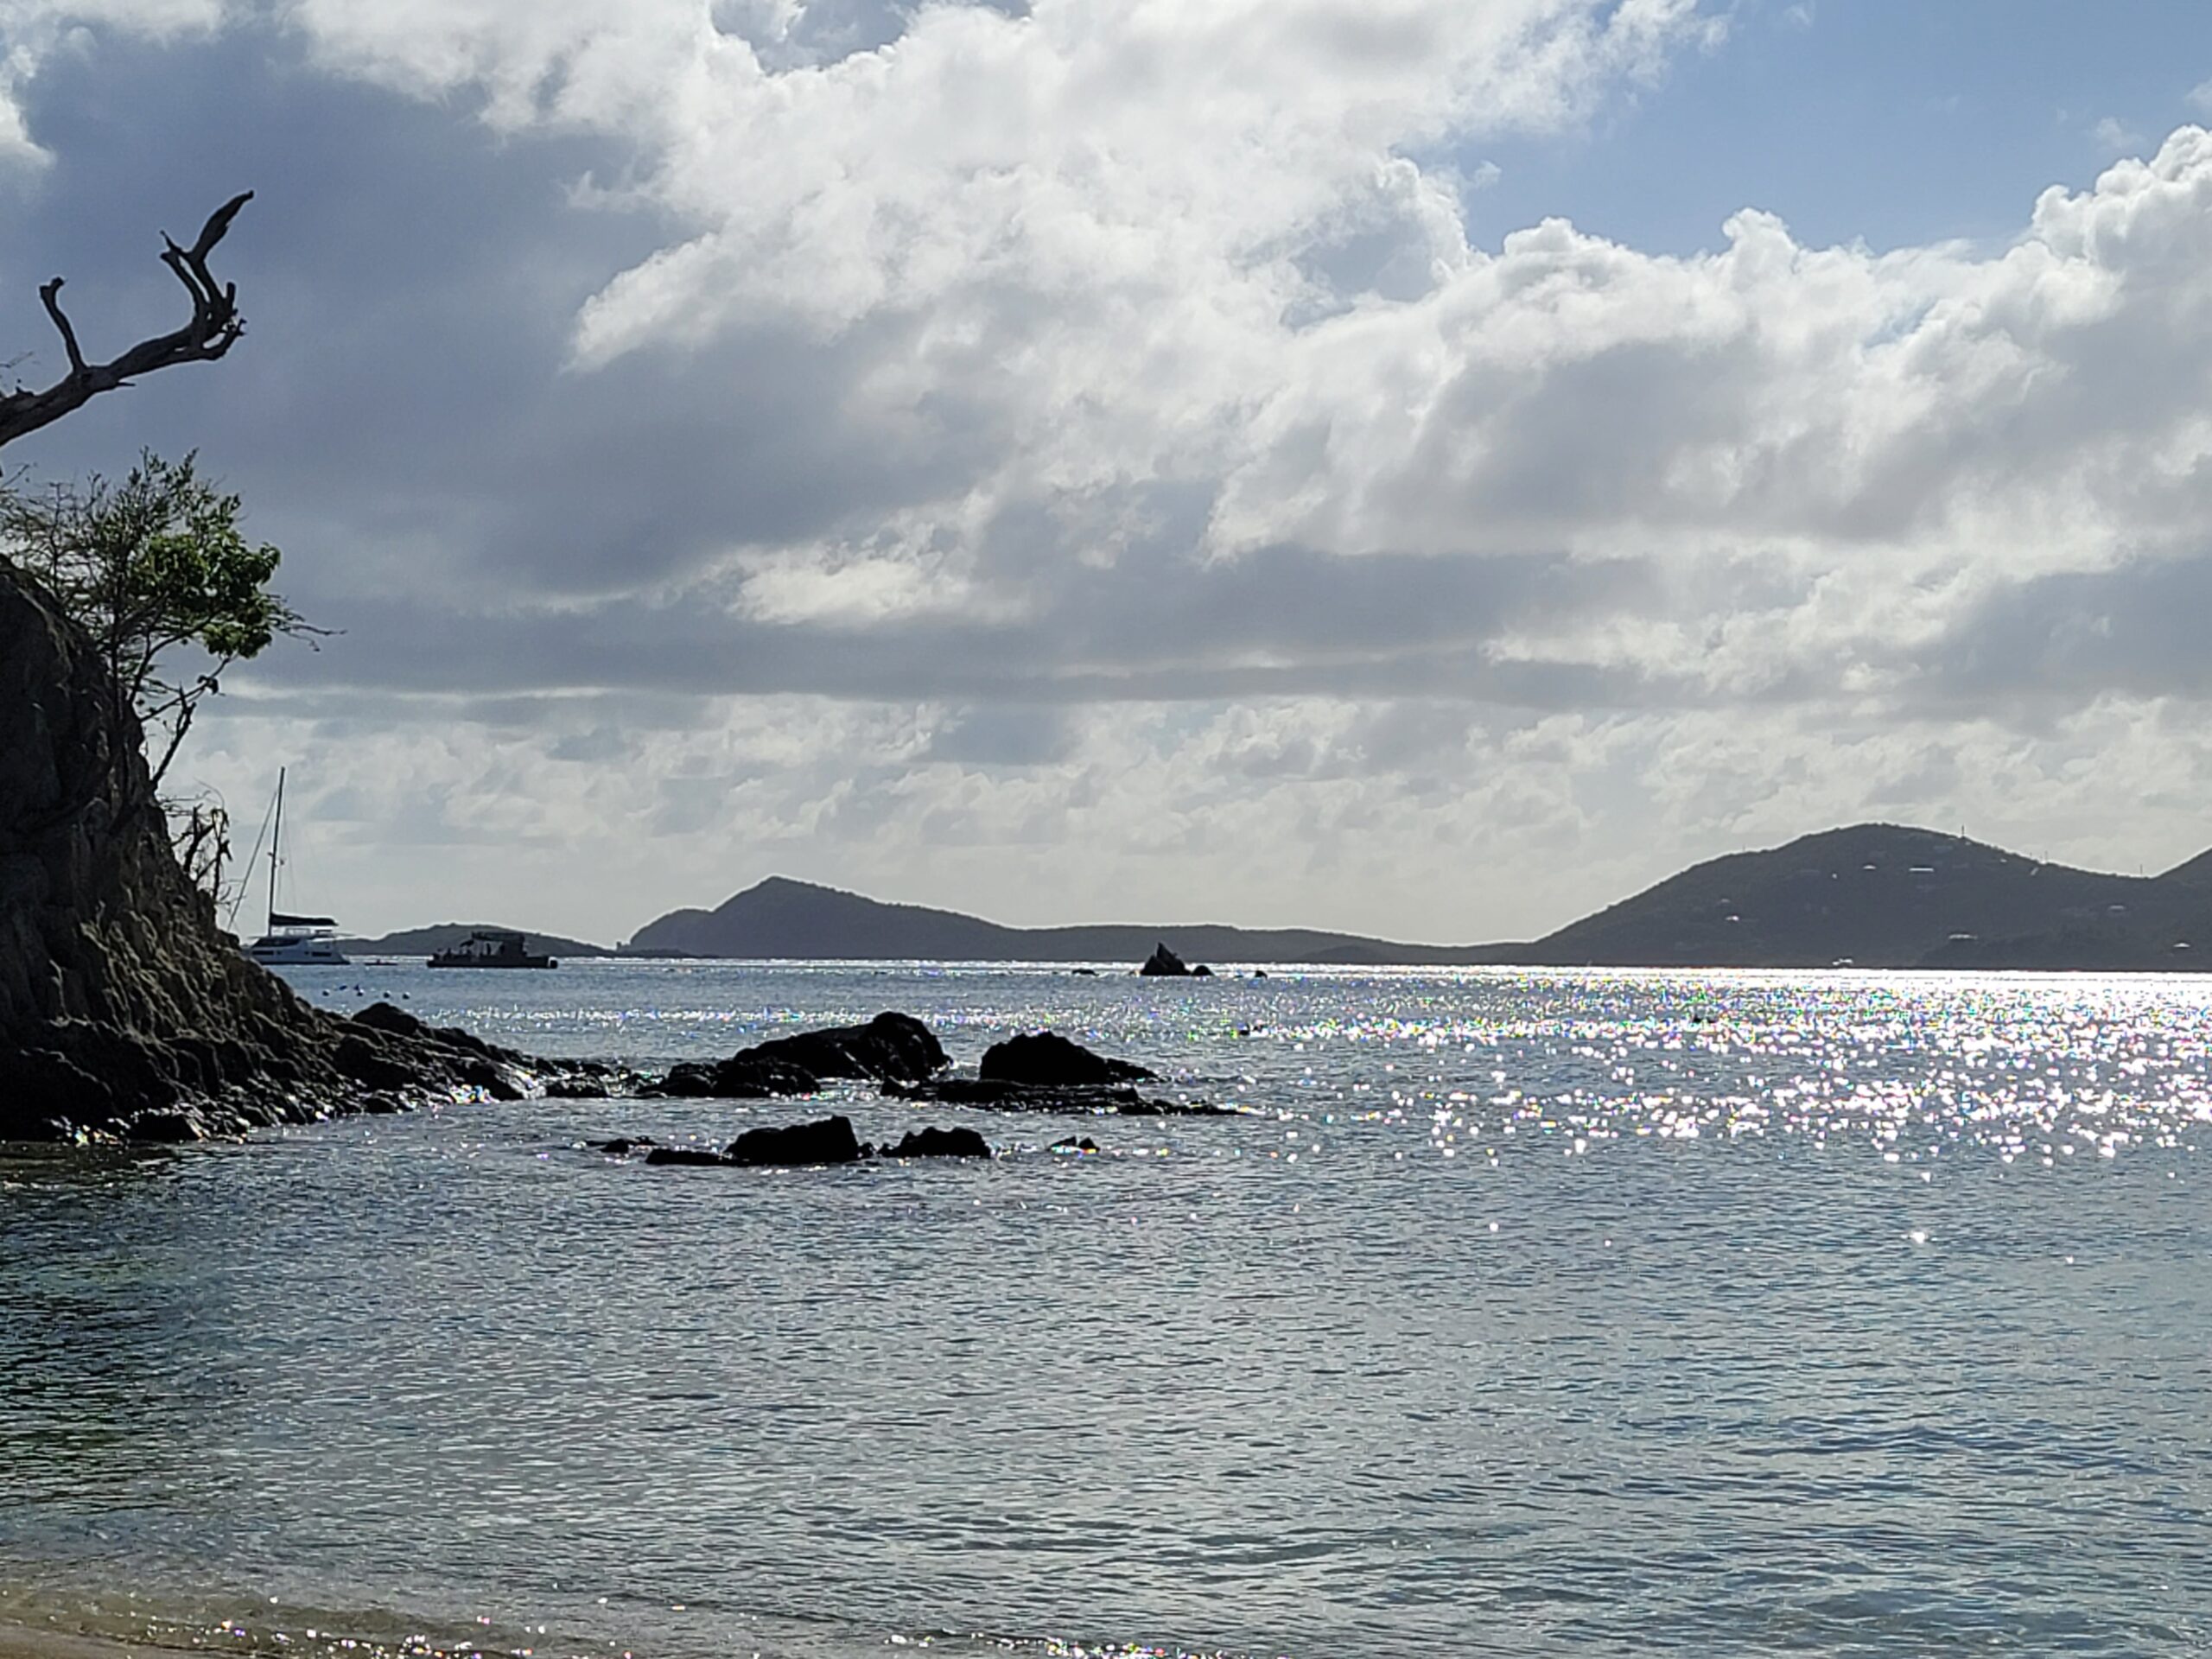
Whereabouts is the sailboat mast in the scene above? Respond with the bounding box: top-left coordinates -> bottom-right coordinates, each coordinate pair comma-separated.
267,766 -> 285,936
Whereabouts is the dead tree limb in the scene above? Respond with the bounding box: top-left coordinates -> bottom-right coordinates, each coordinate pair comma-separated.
0,192 -> 253,453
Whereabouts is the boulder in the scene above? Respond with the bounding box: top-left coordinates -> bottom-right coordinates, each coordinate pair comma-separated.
1051,1135 -> 1100,1153
724,1113 -> 865,1166
881,1126 -> 991,1159
743,1012 -> 947,1083
978,1031 -> 1155,1086
642,1013 -> 949,1099
1138,942 -> 1191,976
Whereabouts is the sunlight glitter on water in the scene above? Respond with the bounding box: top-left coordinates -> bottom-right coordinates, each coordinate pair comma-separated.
9,963 -> 2209,1659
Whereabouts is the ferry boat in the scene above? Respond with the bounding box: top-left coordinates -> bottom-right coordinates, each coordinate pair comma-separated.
427,929 -> 557,969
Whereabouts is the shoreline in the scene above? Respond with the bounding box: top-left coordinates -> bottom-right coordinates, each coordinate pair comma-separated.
0,1623 -> 164,1659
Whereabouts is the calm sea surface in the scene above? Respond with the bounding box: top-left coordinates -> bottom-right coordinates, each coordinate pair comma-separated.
2,963 -> 2209,1659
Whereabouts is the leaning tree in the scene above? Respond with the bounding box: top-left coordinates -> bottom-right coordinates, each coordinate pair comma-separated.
0,191 -> 252,451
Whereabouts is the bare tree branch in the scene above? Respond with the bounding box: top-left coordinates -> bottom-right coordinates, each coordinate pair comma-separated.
0,193 -> 253,452
38,280 -> 86,375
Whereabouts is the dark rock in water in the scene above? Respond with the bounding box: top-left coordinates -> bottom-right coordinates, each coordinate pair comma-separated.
724,1113 -> 865,1166
645,1061 -> 718,1099
886,1077 -> 1234,1116
644,1145 -> 730,1167
544,1076 -> 612,1099
1051,1135 -> 1100,1153
591,1136 -> 658,1156
881,1126 -> 991,1159
1109,1095 -> 1234,1117
642,1013 -> 947,1099
0,562 -> 597,1142
644,1053 -> 820,1100
1139,942 -> 1192,976
1192,964 -> 1213,977
744,1012 -> 948,1084
639,1116 -> 985,1167
978,1031 -> 1155,1086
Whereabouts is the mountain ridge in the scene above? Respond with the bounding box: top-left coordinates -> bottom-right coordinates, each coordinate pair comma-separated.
625,875 -> 1499,964
620,823 -> 2212,969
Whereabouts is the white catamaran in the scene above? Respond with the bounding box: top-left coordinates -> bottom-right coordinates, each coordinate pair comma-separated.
240,767 -> 350,966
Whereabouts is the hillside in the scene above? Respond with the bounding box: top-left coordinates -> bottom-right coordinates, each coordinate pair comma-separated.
479,823 -> 2212,971
624,876 -> 1501,964
1520,823 -> 2190,969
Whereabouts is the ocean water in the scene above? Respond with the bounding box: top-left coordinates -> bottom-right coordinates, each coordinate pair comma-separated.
2,962 -> 2209,1659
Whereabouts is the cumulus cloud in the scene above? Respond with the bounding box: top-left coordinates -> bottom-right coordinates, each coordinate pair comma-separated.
0,0 -> 222,166
8,3 -> 2212,941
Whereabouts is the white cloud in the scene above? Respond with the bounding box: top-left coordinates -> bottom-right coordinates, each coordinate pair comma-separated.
2091,114 -> 2145,152
17,3 -> 2212,938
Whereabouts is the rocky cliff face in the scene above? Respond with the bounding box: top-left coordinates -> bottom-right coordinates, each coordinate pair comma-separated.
0,559 -> 569,1141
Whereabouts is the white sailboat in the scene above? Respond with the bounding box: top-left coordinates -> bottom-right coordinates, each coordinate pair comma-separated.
240,767 -> 350,966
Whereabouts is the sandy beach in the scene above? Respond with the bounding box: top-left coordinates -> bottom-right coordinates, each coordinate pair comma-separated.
0,1624 -> 158,1659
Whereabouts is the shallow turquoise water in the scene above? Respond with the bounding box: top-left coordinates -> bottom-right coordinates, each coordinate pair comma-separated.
3,963 -> 2209,1657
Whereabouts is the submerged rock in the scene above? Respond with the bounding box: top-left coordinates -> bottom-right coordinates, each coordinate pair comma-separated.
643,1145 -> 731,1168
1051,1135 -> 1100,1154
881,1126 -> 991,1159
978,1031 -> 1155,1086
886,1077 -> 1232,1116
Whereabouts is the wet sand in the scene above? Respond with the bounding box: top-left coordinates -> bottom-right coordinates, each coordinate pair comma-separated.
0,1624 -> 156,1659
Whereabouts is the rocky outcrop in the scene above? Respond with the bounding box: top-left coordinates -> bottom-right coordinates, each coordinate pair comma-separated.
881,1126 -> 991,1159
978,1031 -> 1155,1085
746,1012 -> 948,1082
0,560 -> 588,1142
639,1113 -> 991,1166
1139,943 -> 1191,976
641,1012 -> 949,1099
645,1053 -> 822,1100
886,1028 -> 1224,1114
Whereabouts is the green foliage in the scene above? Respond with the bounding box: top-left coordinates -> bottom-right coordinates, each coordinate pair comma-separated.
0,450 -> 317,790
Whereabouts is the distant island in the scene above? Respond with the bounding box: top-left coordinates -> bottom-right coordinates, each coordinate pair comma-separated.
334,924 -> 701,961
353,824 -> 2212,971
1520,823 -> 2212,970
622,877 -> 1491,965
336,923 -> 620,959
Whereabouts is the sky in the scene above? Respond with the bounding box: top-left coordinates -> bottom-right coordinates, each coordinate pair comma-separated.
6,0 -> 2212,947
